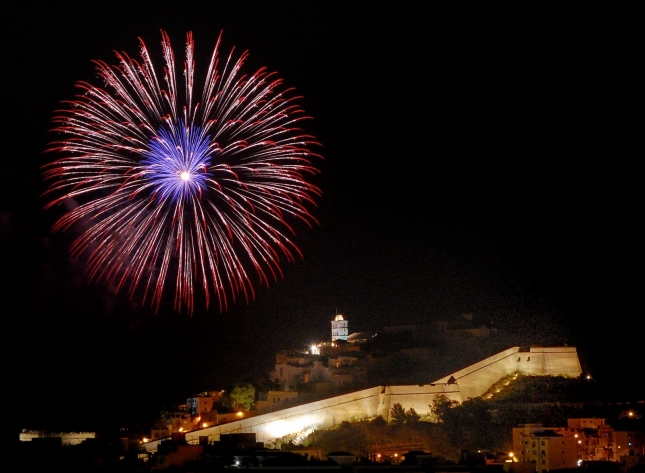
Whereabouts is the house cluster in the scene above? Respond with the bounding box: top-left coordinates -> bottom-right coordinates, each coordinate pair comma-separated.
270,313 -> 499,392
511,417 -> 644,472
269,314 -> 368,390
149,391 -> 224,440
270,340 -> 366,390
147,388 -> 304,441
148,388 -> 306,441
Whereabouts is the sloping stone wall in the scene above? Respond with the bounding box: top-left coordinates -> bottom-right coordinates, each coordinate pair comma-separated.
141,345 -> 582,453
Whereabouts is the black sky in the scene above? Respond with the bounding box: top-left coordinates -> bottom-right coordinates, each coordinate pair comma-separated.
2,2 -> 642,433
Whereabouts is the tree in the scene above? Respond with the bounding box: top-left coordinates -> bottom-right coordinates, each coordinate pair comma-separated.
429,395 -> 458,423
390,403 -> 406,424
213,394 -> 233,413
370,415 -> 388,429
406,407 -> 420,424
313,421 -> 368,455
229,383 -> 255,411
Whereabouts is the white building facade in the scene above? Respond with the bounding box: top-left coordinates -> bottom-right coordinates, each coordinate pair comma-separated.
331,314 -> 348,341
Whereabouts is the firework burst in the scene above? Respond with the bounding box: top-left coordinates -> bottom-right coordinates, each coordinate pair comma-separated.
43,31 -> 322,314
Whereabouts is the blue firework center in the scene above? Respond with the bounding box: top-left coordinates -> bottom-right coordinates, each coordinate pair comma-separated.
142,121 -> 212,201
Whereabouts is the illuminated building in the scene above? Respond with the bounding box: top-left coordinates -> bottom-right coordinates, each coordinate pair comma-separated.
519,434 -> 578,471
270,351 -> 329,390
19,430 -> 96,446
331,314 -> 348,341
256,391 -> 299,412
613,431 -> 645,460
151,411 -> 194,439
513,418 -> 645,464
187,391 -> 223,416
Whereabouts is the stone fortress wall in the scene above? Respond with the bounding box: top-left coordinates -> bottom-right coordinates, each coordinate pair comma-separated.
141,346 -> 582,453
433,345 -> 583,400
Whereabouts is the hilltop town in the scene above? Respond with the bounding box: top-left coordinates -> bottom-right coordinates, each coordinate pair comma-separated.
17,314 -> 645,472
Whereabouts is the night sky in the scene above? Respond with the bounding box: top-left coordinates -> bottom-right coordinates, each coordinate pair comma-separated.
3,2 -> 642,433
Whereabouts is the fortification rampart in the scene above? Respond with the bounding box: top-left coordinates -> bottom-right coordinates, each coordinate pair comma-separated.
521,346 -> 582,377
376,383 -> 463,419
141,345 -> 581,453
433,346 -> 582,400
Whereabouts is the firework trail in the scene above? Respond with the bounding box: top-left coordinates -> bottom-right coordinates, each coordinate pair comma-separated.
43,31 -> 322,314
